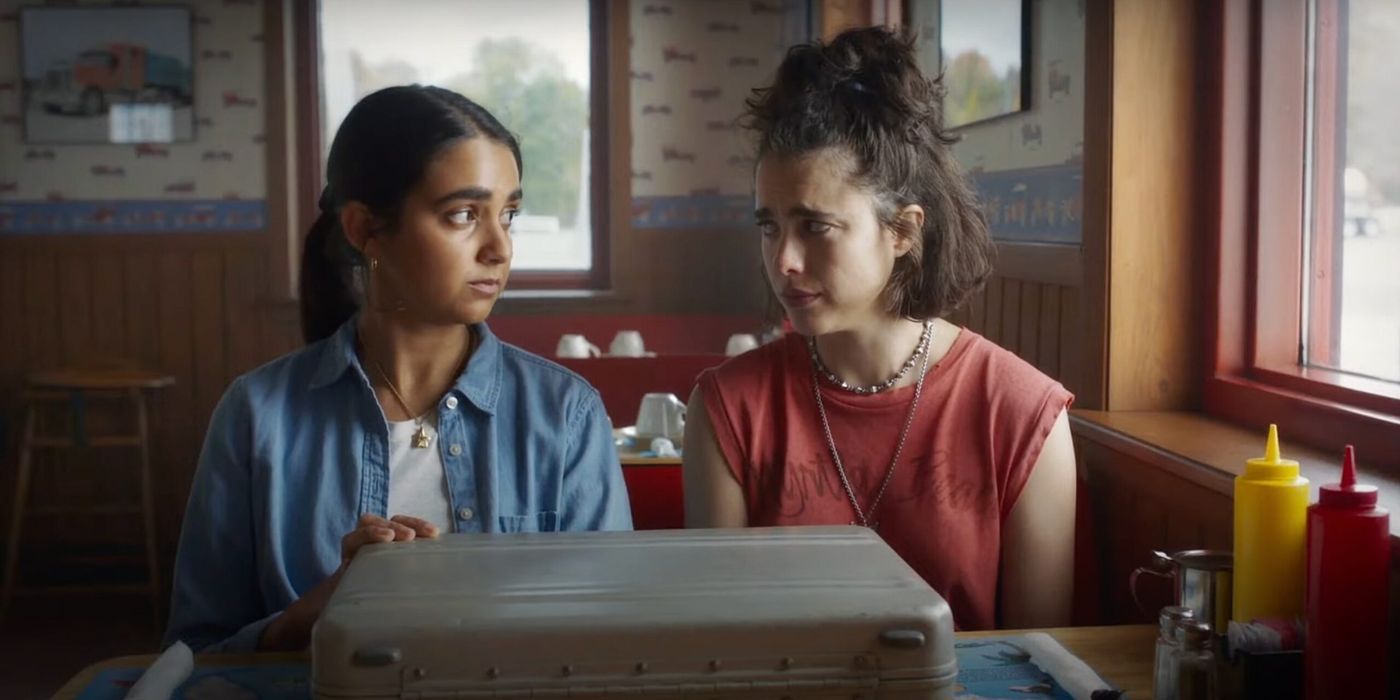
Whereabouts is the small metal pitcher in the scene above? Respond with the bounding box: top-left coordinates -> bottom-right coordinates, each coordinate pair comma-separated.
1130,549 -> 1234,631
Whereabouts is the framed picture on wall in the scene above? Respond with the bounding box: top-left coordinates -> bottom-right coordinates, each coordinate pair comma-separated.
909,0 -> 1031,129
19,5 -> 195,144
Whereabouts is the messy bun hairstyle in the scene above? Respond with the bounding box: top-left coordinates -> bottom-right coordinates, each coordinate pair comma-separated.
743,26 -> 995,320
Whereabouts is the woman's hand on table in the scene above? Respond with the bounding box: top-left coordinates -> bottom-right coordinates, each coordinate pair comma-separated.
339,514 -> 439,566
259,514 -> 440,650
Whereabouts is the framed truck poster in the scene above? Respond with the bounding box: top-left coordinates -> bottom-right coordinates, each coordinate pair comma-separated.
19,5 -> 195,144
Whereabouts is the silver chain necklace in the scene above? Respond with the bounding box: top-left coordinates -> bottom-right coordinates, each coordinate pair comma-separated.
808,320 -> 934,394
811,327 -> 933,530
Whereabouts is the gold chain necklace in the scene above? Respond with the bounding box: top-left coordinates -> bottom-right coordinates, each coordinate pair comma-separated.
372,358 -> 433,449
367,328 -> 476,450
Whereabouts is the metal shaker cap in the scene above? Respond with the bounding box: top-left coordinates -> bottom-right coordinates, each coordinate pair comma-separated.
1159,605 -> 1194,638
1177,620 -> 1213,650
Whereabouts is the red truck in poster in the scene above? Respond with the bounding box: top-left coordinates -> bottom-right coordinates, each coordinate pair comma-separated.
36,43 -> 190,116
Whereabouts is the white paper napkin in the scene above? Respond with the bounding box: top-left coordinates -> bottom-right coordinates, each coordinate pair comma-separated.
124,641 -> 194,700
1018,632 -> 1116,700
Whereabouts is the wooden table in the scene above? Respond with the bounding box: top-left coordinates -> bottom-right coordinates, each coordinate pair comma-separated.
620,455 -> 683,466
51,625 -> 1155,699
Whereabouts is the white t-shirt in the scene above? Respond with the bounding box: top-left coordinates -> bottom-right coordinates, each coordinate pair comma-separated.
386,413 -> 453,533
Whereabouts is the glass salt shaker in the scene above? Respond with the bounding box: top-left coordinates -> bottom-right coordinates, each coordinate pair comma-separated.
1154,605 -> 1194,699
1173,620 -> 1217,700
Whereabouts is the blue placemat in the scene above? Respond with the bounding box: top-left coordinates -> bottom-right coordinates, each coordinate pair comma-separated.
953,636 -> 1076,699
74,637 -> 1095,700
75,665 -> 308,700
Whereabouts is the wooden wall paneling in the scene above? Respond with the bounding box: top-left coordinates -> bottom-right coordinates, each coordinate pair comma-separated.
0,255 -> 24,532
1018,281 -> 1040,361
1201,503 -> 1233,552
0,241 -> 301,570
946,301 -> 968,328
92,254 -> 137,547
1164,505 -> 1204,558
57,255 -> 94,367
224,249 -> 266,379
1079,444 -> 1140,622
263,0 -> 300,302
23,255 -> 62,374
1080,442 -> 1145,621
259,299 -> 302,362
1000,279 -> 1021,353
1061,286 -> 1085,399
1038,284 -> 1062,377
278,310 -> 302,355
1080,0 -> 1113,411
967,285 -> 986,333
637,229 -> 766,314
983,277 -> 1003,344
0,254 -> 26,404
90,257 -> 126,359
122,253 -> 162,371
0,254 -> 25,563
154,252 -> 196,552
995,243 -> 1083,287
122,251 -> 167,561
1078,433 -> 1236,623
1104,0 -> 1199,411
189,253 -> 227,475
820,0 -> 874,39
1125,478 -> 1170,620
720,236 -> 766,316
606,0 -> 640,307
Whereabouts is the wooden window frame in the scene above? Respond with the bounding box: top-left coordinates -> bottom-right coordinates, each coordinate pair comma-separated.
1203,0 -> 1400,468
289,0 -> 614,293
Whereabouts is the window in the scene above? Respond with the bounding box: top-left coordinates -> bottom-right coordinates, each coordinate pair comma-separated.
1205,0 -> 1400,467
315,0 -> 608,286
1303,0 -> 1400,385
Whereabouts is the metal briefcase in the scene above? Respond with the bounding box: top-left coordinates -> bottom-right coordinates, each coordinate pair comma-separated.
313,526 -> 957,700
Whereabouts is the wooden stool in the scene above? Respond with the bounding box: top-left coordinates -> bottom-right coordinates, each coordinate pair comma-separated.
2,366 -> 174,627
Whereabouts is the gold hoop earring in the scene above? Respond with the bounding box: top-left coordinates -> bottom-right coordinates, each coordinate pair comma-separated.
365,256 -> 408,313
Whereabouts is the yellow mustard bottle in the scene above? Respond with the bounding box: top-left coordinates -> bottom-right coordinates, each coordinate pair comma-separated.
1232,424 -> 1310,623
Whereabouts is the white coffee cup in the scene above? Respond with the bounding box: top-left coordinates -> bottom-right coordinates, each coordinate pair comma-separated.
556,334 -> 600,358
636,392 -> 686,441
610,330 -> 646,357
725,333 -> 760,356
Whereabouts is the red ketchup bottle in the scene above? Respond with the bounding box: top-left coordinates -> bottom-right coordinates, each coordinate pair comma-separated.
1305,446 -> 1390,699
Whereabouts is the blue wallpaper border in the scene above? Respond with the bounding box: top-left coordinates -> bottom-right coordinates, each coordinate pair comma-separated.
632,194 -> 752,230
0,199 -> 268,234
969,162 -> 1084,245
631,162 -> 1082,243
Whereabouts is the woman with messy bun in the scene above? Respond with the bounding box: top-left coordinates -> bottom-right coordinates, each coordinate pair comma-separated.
683,27 -> 1076,630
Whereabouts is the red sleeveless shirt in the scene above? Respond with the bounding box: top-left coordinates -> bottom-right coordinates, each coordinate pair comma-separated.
697,328 -> 1073,630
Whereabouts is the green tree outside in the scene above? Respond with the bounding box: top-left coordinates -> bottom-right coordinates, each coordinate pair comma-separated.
943,50 -> 1018,127
445,39 -> 588,228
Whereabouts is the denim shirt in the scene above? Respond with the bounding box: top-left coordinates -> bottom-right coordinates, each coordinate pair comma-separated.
164,319 -> 632,652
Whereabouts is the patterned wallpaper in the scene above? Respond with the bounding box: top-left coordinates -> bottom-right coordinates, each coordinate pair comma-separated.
0,0 -> 267,234
629,0 -> 808,230
628,0 -> 1083,242
0,0 -> 1078,239
916,0 -> 1085,244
